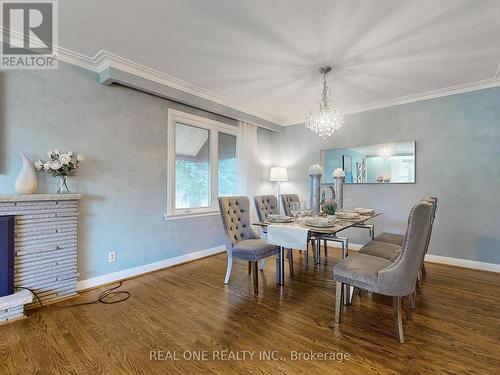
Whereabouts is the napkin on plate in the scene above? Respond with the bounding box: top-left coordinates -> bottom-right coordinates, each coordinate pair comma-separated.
267,214 -> 293,223
354,208 -> 375,216
336,212 -> 360,220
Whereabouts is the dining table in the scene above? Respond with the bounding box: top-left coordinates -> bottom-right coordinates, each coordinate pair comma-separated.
252,212 -> 382,301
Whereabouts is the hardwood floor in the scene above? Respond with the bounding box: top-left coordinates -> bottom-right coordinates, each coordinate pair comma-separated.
1,250 -> 499,374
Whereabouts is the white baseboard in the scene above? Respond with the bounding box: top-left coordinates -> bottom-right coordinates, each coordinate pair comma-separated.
424,254 -> 500,273
77,245 -> 225,291
327,242 -> 363,251
327,242 -> 499,273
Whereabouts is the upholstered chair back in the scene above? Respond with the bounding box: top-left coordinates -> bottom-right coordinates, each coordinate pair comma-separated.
253,195 -> 278,222
218,196 -> 258,248
420,197 -> 437,260
377,202 -> 433,296
422,196 -> 437,221
280,194 -> 299,216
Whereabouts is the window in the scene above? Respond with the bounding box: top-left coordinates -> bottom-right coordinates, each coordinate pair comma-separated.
167,109 -> 238,219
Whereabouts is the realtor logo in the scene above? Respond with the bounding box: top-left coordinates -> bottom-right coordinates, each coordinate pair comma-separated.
1,0 -> 58,69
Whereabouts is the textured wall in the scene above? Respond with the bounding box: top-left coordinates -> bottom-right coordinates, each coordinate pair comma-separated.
1,62 -> 498,283
0,63 -> 242,280
266,87 -> 500,264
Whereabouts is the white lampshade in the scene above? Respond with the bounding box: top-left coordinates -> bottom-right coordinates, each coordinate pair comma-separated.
269,167 -> 288,182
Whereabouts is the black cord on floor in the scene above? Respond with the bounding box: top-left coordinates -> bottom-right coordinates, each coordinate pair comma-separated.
16,281 -> 131,309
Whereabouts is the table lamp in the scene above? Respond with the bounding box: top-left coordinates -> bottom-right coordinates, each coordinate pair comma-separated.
269,167 -> 288,196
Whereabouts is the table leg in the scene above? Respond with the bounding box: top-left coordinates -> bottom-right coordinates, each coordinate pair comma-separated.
316,238 -> 321,265
277,246 -> 285,286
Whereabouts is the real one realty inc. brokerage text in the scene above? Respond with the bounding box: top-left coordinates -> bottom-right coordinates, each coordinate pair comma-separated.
150,350 -> 351,362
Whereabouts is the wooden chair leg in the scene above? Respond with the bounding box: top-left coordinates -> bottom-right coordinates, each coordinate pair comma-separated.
409,291 -> 416,309
416,277 -> 423,295
421,263 -> 427,282
259,259 -> 265,271
324,239 -> 328,257
287,249 -> 294,278
311,239 -> 317,264
248,261 -> 252,274
393,296 -> 404,344
305,248 -> 309,269
224,256 -> 233,284
335,282 -> 343,324
403,296 -> 413,320
252,261 -> 259,295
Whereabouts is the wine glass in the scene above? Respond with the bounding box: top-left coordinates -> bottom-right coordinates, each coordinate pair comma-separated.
343,196 -> 353,211
290,201 -> 301,219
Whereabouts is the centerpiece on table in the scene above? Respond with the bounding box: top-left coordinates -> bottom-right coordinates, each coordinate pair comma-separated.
321,199 -> 337,220
34,150 -> 84,193
333,168 -> 345,210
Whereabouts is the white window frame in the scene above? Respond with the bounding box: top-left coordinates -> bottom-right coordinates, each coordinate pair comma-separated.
166,109 -> 238,220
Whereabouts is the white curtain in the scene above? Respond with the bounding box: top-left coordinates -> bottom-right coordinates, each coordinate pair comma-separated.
236,121 -> 260,220
237,121 -> 260,196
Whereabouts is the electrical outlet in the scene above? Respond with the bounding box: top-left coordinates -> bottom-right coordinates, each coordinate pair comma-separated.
108,251 -> 116,263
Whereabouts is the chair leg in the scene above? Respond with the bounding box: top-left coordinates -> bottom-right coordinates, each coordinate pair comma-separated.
224,256 -> 233,284
305,247 -> 309,269
416,277 -> 423,295
259,259 -> 266,271
287,249 -> 294,278
421,263 -> 427,282
252,261 -> 259,295
351,287 -> 359,302
393,296 -> 404,344
403,296 -> 413,320
324,239 -> 328,257
248,261 -> 252,274
409,291 -> 416,310
311,239 -> 317,264
335,282 -> 343,323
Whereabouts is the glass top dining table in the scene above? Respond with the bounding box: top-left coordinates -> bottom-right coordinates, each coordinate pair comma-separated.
252,212 -> 382,286
252,212 -> 381,235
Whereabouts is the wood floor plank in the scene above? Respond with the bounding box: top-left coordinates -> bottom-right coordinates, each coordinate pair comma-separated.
1,250 -> 499,374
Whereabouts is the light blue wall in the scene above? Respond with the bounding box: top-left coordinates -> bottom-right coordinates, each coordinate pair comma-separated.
2,62 -> 499,278
0,63 -> 248,280
268,87 -> 500,264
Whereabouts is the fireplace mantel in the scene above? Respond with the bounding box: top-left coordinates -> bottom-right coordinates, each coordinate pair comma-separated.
0,194 -> 84,203
0,193 -> 83,323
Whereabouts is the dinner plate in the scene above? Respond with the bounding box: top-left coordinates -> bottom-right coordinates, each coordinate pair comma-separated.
304,218 -> 335,227
267,215 -> 294,223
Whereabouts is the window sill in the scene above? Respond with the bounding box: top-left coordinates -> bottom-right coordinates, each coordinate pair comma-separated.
164,211 -> 221,221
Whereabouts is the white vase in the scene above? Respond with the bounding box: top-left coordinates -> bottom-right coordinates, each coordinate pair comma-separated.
15,153 -> 38,194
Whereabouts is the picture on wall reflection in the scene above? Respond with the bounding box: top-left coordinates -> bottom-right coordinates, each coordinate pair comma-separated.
342,155 -> 353,183
321,141 -> 416,184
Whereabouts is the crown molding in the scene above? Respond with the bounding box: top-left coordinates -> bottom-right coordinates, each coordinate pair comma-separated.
0,27 -> 283,127
2,27 -> 499,126
342,64 -> 500,116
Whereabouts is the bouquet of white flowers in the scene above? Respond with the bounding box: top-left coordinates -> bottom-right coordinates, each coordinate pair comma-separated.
333,168 -> 345,178
34,150 -> 84,193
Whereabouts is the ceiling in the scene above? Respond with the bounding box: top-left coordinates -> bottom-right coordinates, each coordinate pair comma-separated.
59,0 -> 500,125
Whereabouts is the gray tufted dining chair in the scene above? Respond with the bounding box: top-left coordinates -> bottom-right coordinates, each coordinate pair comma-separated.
279,193 -> 319,268
280,194 -> 300,217
218,196 -> 280,295
362,197 -> 437,284
254,195 -> 295,276
254,195 -> 279,221
333,202 -> 433,343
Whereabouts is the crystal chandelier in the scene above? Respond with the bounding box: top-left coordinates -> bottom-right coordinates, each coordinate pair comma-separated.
305,66 -> 344,139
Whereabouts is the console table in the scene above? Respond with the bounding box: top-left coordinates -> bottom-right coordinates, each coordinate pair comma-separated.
0,194 -> 83,322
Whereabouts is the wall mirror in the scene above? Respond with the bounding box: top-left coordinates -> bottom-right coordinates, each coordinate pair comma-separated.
321,141 -> 415,184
